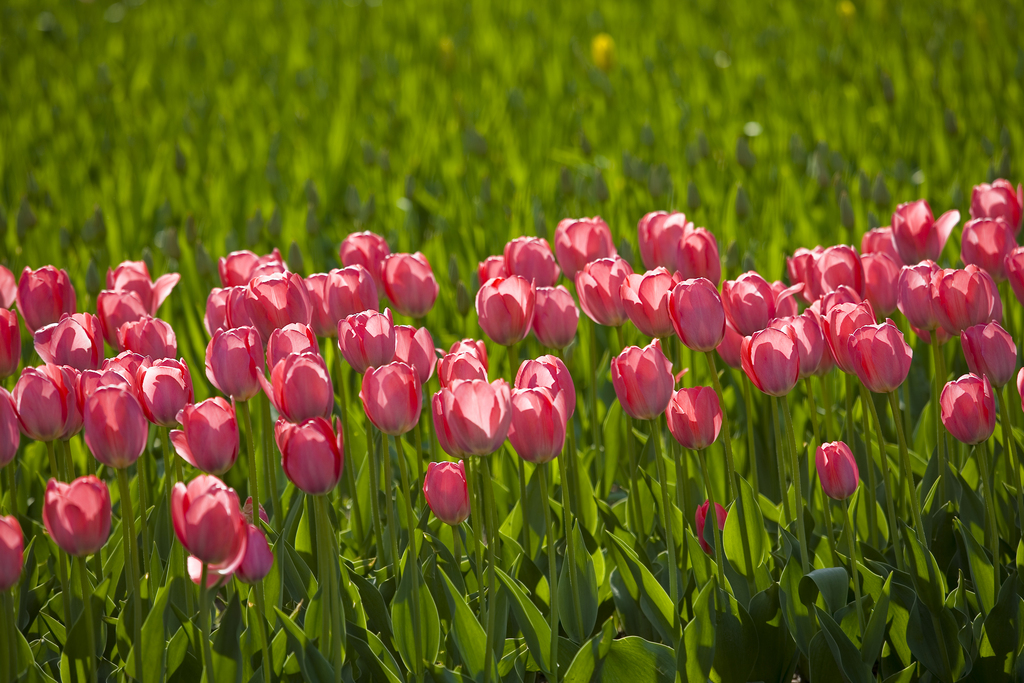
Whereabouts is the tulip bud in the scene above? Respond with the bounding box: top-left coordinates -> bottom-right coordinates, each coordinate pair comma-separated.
0,310 -> 22,379
439,352 -> 488,388
267,324 -> 319,370
423,461 -> 471,525
478,256 -> 506,285
554,216 -> 616,279
515,355 -> 576,418
382,252 -> 439,318
16,266 -> 77,332
32,313 -> 103,371
669,277 -> 726,353
338,309 -> 396,374
171,475 -> 249,578
847,321 -> 912,393
43,476 -> 111,557
0,515 -> 23,591
436,379 -> 512,455
961,218 -> 1014,281
815,441 -> 859,500
970,180 -> 1022,234
106,260 -> 180,315
532,285 -> 579,350
449,339 -> 488,368
476,275 -> 536,347
858,253 -> 900,317
741,328 -> 800,396
770,312 -> 830,378
961,323 -> 1016,388
218,249 -> 286,288
576,257 -> 633,327
206,327 -> 265,401
118,316 -> 177,360
813,245 -> 864,299
722,271 -> 775,337
170,397 -> 239,475
339,231 -> 390,293
137,359 -> 193,427
277,417 -> 344,495
676,227 -> 721,285
503,236 -> 561,287
0,266 -> 14,309
620,268 -> 678,338
637,211 -> 692,271
666,386 -> 722,450
695,501 -> 727,555
306,265 -> 379,338
360,362 -> 422,436
611,341 -> 674,420
394,325 -> 436,385
940,374 -> 996,444
891,200 -> 960,264
896,260 -> 941,332
83,385 -> 148,468
235,524 -> 274,584
244,273 -> 313,343
13,365 -> 81,442
261,352 -> 333,423
823,300 -> 876,374
508,387 -> 567,464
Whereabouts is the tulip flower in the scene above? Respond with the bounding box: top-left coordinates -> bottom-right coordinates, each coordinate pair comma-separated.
675,226 -> 721,285
439,351 -> 488,387
576,257 -> 633,327
961,218 -> 1014,281
118,316 -> 177,359
206,327 -> 265,401
338,308 -> 396,374
815,441 -> 859,500
476,275 -> 536,346
171,475 -> 249,574
478,256 -> 506,284
787,246 -> 825,302
17,266 -> 77,332
932,267 -> 1000,336
666,386 -> 722,450
515,355 -> 576,418
891,199 -> 960,264
0,309 -> 21,379
620,268 -> 678,338
449,339 -> 488,368
961,323 -> 1016,388
722,271 -> 776,336
822,300 -> 876,374
33,313 -> 104,371
187,555 -> 234,587
0,266 -> 14,309
83,385 -> 148,469
0,515 -> 22,591
772,280 -> 801,318
610,341 -> 674,420
79,368 -> 135,402
741,328 -> 800,396
267,323 -> 320,369
1006,246 -> 1024,307
770,312 -> 830,378
235,525 -> 274,584
716,320 -> 743,369
43,476 -> 111,557
170,398 -> 239,475
101,352 -> 149,396
695,501 -> 727,554
97,290 -> 149,347
861,253 -> 900,316
394,325 -> 436,385
218,249 -> 286,287
814,245 -> 864,298
107,260 -> 180,315
13,365 -> 81,442
554,216 -> 616,279
860,227 -> 904,267
360,362 -> 423,435
0,389 -> 17,471
245,272 -> 313,343
423,461 -> 471,525
819,285 -> 863,313
436,379 -> 512,455
508,387 -> 567,464
637,211 -> 692,271
305,265 -> 379,338
940,374 -> 996,445
503,236 -> 561,287
532,285 -> 579,350
204,288 -> 230,335
276,417 -> 344,495
223,286 -> 256,329
261,352 -> 333,423
339,231 -> 390,292
847,322 -> 913,394
896,260 -> 941,332
382,252 -> 439,318
669,277 -> 726,352
137,359 -> 193,427
971,179 -> 1023,232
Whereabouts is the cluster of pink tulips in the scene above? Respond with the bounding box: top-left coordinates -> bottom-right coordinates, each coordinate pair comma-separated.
0,177 -> 1022,683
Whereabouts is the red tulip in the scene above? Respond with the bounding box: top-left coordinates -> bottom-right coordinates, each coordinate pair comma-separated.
436,379 -> 512,455
861,253 -> 900,316
118,316 -> 177,360
896,261 -> 941,332
621,268 -> 678,338
722,271 -> 775,336
218,249 -> 286,287
961,323 -> 1016,388
532,285 -> 579,350
891,199 -> 960,264
107,260 -> 180,315
394,325 -> 436,385
861,227 -> 904,267
261,352 -> 333,423
504,237 -> 561,287
0,515 -> 22,591
741,328 -> 800,396
819,285 -> 863,314
695,501 -> 727,555
971,179 -> 1023,233
205,327 -> 265,401
382,252 -> 439,318
305,265 -> 379,338
338,309 -> 396,374
245,273 -> 313,343
508,387 -> 567,464
137,359 -> 194,427
43,476 -> 111,557
476,275 -> 536,346
267,323 -> 319,370
235,525 -> 274,584
34,313 -> 104,371
170,398 -> 239,475
961,218 -> 1014,281
242,497 -> 270,526
814,245 -> 864,298
97,290 -> 149,347
83,385 -> 148,468
187,555 -> 234,588
171,475 -> 248,577
360,362 -> 422,436
611,340 -> 674,420
449,339 -> 488,369
276,417 -> 344,495
716,320 -> 743,369
478,256 -> 506,285
0,389 -> 18,468
576,257 -> 633,327
0,266 -> 14,309
13,365 -> 81,442
515,354 -> 576,418
676,226 -> 721,285
0,309 -> 21,379
932,268 -> 999,336
666,386 -> 721,450
669,278 -> 726,353
423,461 -> 471,525
940,374 -> 996,444
815,441 -> 859,500
439,352 -> 488,388
637,211 -> 692,271
822,300 -> 876,374
769,311 -> 829,379
554,216 -> 616,279
17,266 -> 77,332
79,369 -> 135,402
847,321 -> 912,393
787,246 -> 825,302
339,231 -> 390,292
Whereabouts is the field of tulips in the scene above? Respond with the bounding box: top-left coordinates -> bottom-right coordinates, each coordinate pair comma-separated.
4,1 -> 1024,682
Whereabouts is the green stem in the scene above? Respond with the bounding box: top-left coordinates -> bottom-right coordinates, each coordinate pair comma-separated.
238,401 -> 261,535
116,467 -> 144,683
822,372 -> 837,443
517,454 -> 531,558
45,441 -> 71,607
366,415 -> 386,575
45,438 -> 63,482
931,335 -> 948,503
588,319 -> 603,461
252,576 -> 273,682
888,391 -> 926,546
996,387 -> 1024,533
841,499 -> 865,640
395,435 -> 424,677
465,458 -> 486,621
696,447 -> 727,590
60,438 -> 75,481
671,445 -> 690,594
770,398 -> 792,523
558,446 -> 584,640
823,500 -> 840,568
172,456 -> 195,617
1,591 -> 10,683
317,495 -> 344,682
260,393 -> 281,535
314,496 -> 330,655
853,375 -> 880,549
740,377 -> 760,500
781,395 -> 810,576
538,463 -> 559,683
381,428 -> 401,581
132,450 -> 151,578
805,377 -> 823,524
199,564 -> 214,680
651,417 -> 678,628
625,413 -> 645,542
863,387 -> 904,572
334,350 -> 363,550
76,556 -> 97,683
976,443 -> 1001,570
481,458 -> 500,683
935,343 -> 956,469
704,352 -> 736,500
452,525 -> 463,581
3,465 -> 15,519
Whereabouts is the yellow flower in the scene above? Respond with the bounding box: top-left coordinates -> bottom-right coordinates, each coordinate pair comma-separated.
592,33 -> 615,72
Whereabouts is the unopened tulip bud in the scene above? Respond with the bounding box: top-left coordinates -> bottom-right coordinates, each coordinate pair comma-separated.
43,476 -> 111,557
382,252 -> 439,318
172,475 -> 249,579
170,398 -> 239,475
815,441 -> 859,500
611,341 -> 674,420
695,501 -> 727,555
941,374 -> 996,445
476,275 -> 536,346
0,515 -> 23,591
666,386 -> 722,450
423,461 -> 471,525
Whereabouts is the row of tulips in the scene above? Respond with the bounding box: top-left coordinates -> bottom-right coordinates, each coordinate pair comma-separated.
0,178 -> 1022,683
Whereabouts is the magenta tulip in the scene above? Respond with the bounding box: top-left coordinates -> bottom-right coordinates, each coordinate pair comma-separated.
0,309 -> 19,379
610,341 -> 674,420
508,387 -> 567,464
815,441 -> 859,500
394,325 -> 436,385
716,320 -> 744,369
504,236 -> 561,287
423,461 -> 471,525
670,277 -> 726,353
637,211 -> 692,271
436,379 -> 512,455
962,218 -> 1014,281
695,501 -> 727,555
16,266 -> 76,333
170,398 -> 239,475
305,265 -> 379,338
971,180 -> 1023,233
476,275 -> 536,346
449,339 -> 488,369
171,475 -> 248,577
117,316 -> 177,360
33,313 -> 104,371
722,271 -> 775,337
932,267 -> 1000,336
532,285 -> 579,350
861,227 -> 904,267
218,249 -> 286,287
245,272 -> 313,343
787,246 -> 825,302
576,257 -> 633,327
438,352 -> 488,388
822,300 -> 876,374
235,525 -> 274,584
675,226 -> 722,285
83,385 -> 148,468
814,245 -> 864,298
554,216 -> 616,279
96,290 -> 149,347
137,359 -> 193,427
621,268 -> 678,338
891,199 -> 960,264
13,365 -> 81,442
847,321 -> 913,393
961,322 -> 1016,388
861,253 -> 900,316
0,266 -> 14,310
515,354 -> 575,418
940,374 -> 996,445
896,261 -> 941,332
769,312 -> 829,379
206,327 -> 265,401
107,260 -> 180,315
0,389 -> 19,468
360,361 -> 422,436
741,328 -> 800,396
276,417 -> 344,496
666,386 -> 722,450
382,252 -> 439,318
338,308 -> 396,374
267,323 -> 320,369
261,352 -> 333,423
43,476 -> 111,557
478,256 -> 506,284
0,515 -> 22,591
339,231 -> 390,292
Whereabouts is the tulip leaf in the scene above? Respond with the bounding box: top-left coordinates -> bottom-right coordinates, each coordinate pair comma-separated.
678,576 -> 716,683
778,555 -> 814,656
345,621 -> 406,683
747,584 -> 798,683
605,531 -> 679,643
815,605 -> 873,683
808,630 -> 845,683
563,616 -> 676,683
905,601 -> 965,683
125,574 -> 177,683
954,518 -> 996,617
724,477 -> 768,589
861,573 -> 891,667
685,529 -> 713,590
496,565 -> 552,673
211,592 -> 244,683
798,567 -> 850,616
559,521 -> 599,643
712,584 -> 759,683
273,606 -> 335,683
901,521 -> 946,615
390,550 -> 441,674
348,566 -> 394,644
437,566 -> 495,681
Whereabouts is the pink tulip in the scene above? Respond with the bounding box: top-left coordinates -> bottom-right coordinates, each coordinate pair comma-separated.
932,268 -> 999,336
235,525 -> 274,584
17,266 -> 77,332
621,268 -> 678,338
107,260 -> 180,315
637,211 -> 692,271
423,461 -> 471,525
267,323 -> 320,369
478,256 -> 506,284
43,476 -> 111,557
722,271 -> 776,337
205,327 -> 265,401
814,245 -> 864,298
13,365 -> 81,442
171,475 -> 248,577
245,273 -> 312,343
611,341 -> 674,420
83,385 -> 148,468
93,352 -> 148,396
741,328 -> 800,396
170,398 -> 239,475
436,379 -> 512,455
242,497 -> 270,526
787,246 -> 825,302
224,286 -> 256,329
137,359 -> 194,427
971,180 -> 1023,233
0,310 -> 21,379
769,311 -> 829,379
432,392 -> 463,457
515,355 -> 576,418
0,389 -> 18,468
34,313 -> 104,371
695,501 -> 727,555
823,300 -> 876,374
772,281 -> 801,318
439,351 -> 488,388
940,374 -> 996,445
305,265 -> 379,338
962,218 -> 1014,281
670,277 -> 726,353
96,290 -> 149,347
532,285 -> 579,350
382,252 -> 439,318
0,515 -> 22,591
449,339 -> 488,369
961,323 -> 1016,388
204,288 -> 230,336
967,264 -> 1003,325
896,261 -> 941,332
394,325 -> 436,384
676,227 -> 722,285
1006,246 -> 1024,307
860,227 -> 904,267
118,317 -> 177,360
338,309 -> 396,374
276,417 -> 344,495
554,216 -> 616,279
339,231 -> 390,292
819,285 -> 863,314
476,275 -> 536,346
815,441 -> 859,500
360,362 -> 422,436
847,321 -> 912,393
0,266 -> 14,309
218,249 -> 286,287
861,253 -> 900,316
666,386 -> 722,450
261,352 -> 333,423
891,200 -> 960,264
504,237 -> 561,287
576,257 -> 634,327
187,555 -> 233,588
508,387 -> 567,464
716,320 -> 744,369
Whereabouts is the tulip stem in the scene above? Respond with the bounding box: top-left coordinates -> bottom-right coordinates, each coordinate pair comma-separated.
781,395 -> 810,576
132,451 -> 151,578
334,350 -> 363,550
0,590 -> 10,683
452,525 -> 463,580
252,577 -> 273,683
821,373 -> 837,442
624,413 -> 645,543
740,377 -> 760,500
116,466 -> 144,683
696,447 -> 727,592
45,439 -> 63,483
199,563 -> 214,680
538,463 -> 559,683
804,378 -> 823,524
976,443 -> 1001,570
316,495 -> 345,682
516,455 -> 531,558
466,458 -> 487,621
3,465 -> 15,518
481,457 -> 500,683
380,429 -> 401,583
558,444 -> 585,640
862,387 -> 904,572
394,435 -> 425,677
996,387 -> 1024,533
59,438 -> 75,481
76,556 -> 97,683
45,442 -> 71,609
171,456 -> 195,617
770,398 -> 792,523
365,415 -> 386,575
840,499 -> 865,639
651,417 -> 678,631
851,375 -> 880,549
930,336 -> 948,503
260,394 -> 281,535
704,352 -> 737,501
887,391 -> 926,546
238,400 -> 261,539
588,318 -> 603,461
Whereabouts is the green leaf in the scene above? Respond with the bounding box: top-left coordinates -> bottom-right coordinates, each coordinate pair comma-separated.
126,574 -> 177,682
814,606 -> 873,683
345,621 -> 405,683
348,567 -> 394,643
747,584 -> 798,683
679,577 -> 716,683
437,567 -> 493,682
496,565 -> 552,673
808,630 -> 845,683
559,521 -> 599,643
685,529 -> 713,589
563,623 -> 676,683
799,567 -> 850,616
723,477 -> 768,587
605,532 -> 678,644
390,551 -> 441,674
211,593 -> 244,683
273,606 -> 335,683
905,601 -> 966,683
712,586 -> 759,683
955,518 -> 996,617
778,555 -> 814,656
861,573 -> 891,667
901,521 -> 947,615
